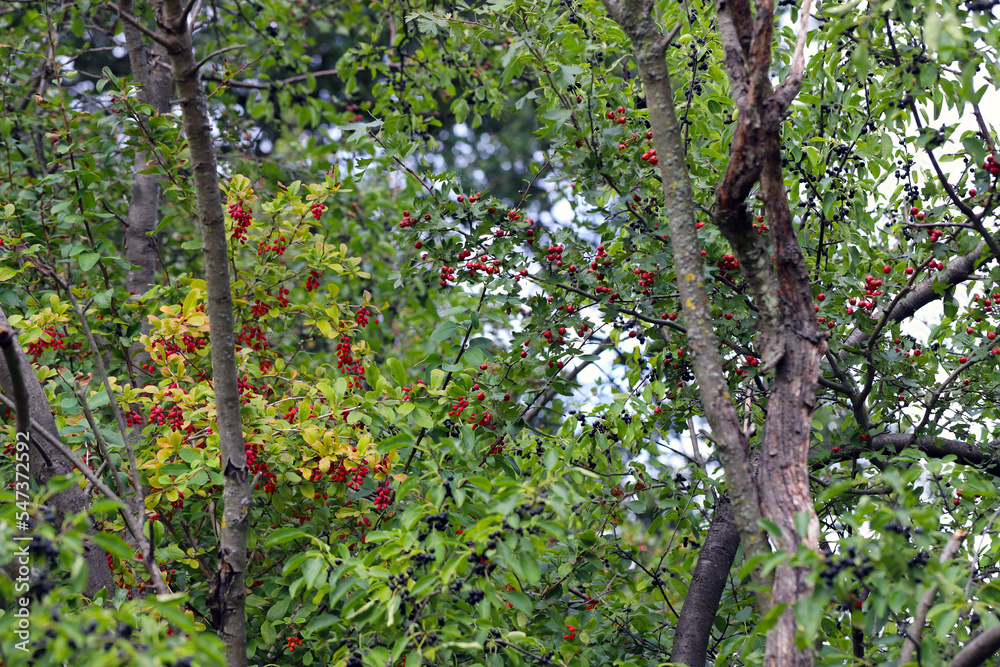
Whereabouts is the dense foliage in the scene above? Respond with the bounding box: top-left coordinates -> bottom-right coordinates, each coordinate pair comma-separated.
0,0 -> 999,665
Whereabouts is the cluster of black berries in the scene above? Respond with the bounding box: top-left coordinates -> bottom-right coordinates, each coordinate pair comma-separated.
467,588 -> 485,605
909,550 -> 930,568
29,535 -> 60,563
883,521 -> 913,540
819,546 -> 874,588
346,651 -> 364,667
513,502 -> 545,520
419,509 -> 450,541
485,628 -> 503,653
442,418 -> 461,437
468,547 -> 496,578
413,549 -> 436,567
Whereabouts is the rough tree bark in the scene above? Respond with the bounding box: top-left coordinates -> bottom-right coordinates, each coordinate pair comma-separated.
600,0 -> 772,616
0,309 -> 115,599
119,0 -> 172,323
153,2 -> 252,664
601,0 -> 822,664
669,497 -> 740,666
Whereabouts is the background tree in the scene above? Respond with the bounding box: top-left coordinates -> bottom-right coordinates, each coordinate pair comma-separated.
1,0 -> 999,666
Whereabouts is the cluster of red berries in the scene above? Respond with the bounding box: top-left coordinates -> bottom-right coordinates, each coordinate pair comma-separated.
607,106 -> 628,124
524,227 -> 535,245
448,397 -> 469,417
754,214 -> 769,234
544,244 -> 564,264
632,267 -> 656,289
26,327 -> 67,359
464,254 -> 502,278
716,253 -> 740,273
468,410 -> 496,430
237,375 -> 258,404
309,202 -> 326,220
285,636 -> 303,652
845,297 -> 876,314
237,323 -> 268,351
228,200 -> 253,243
542,327 -> 567,345
149,404 -> 185,431
984,155 -> 999,177
125,410 -> 143,427
563,624 -> 577,641
345,463 -> 370,490
355,305 -> 370,327
927,258 -> 946,271
250,299 -> 271,318
245,441 -> 277,493
589,244 -> 612,281
438,264 -> 457,287
150,338 -> 183,364
257,235 -> 288,256
863,274 -> 884,297
305,269 -> 322,292
335,335 -> 364,378
398,210 -> 416,228
170,491 -> 185,510
181,333 -> 207,353
373,480 -> 394,510
275,287 -> 290,308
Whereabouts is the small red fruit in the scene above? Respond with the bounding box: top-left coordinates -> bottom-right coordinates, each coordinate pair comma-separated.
817,293 -> 826,301
883,266 -> 891,274
910,206 -> 919,215
959,356 -> 968,363
414,241 -> 422,249
476,392 -> 485,400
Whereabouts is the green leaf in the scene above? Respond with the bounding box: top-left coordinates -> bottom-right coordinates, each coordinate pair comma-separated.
78,252 -> 101,271
430,321 -> 458,341
89,531 -> 134,559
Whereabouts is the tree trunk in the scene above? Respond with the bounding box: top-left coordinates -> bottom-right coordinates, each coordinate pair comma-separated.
0,309 -> 116,599
670,497 -> 740,666
158,3 -> 251,665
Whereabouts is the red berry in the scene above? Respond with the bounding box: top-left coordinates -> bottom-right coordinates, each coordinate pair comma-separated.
883,266 -> 891,274
910,206 -> 919,215
959,356 -> 968,363
476,392 -> 485,400
817,293 -> 826,301
414,241 -> 422,249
